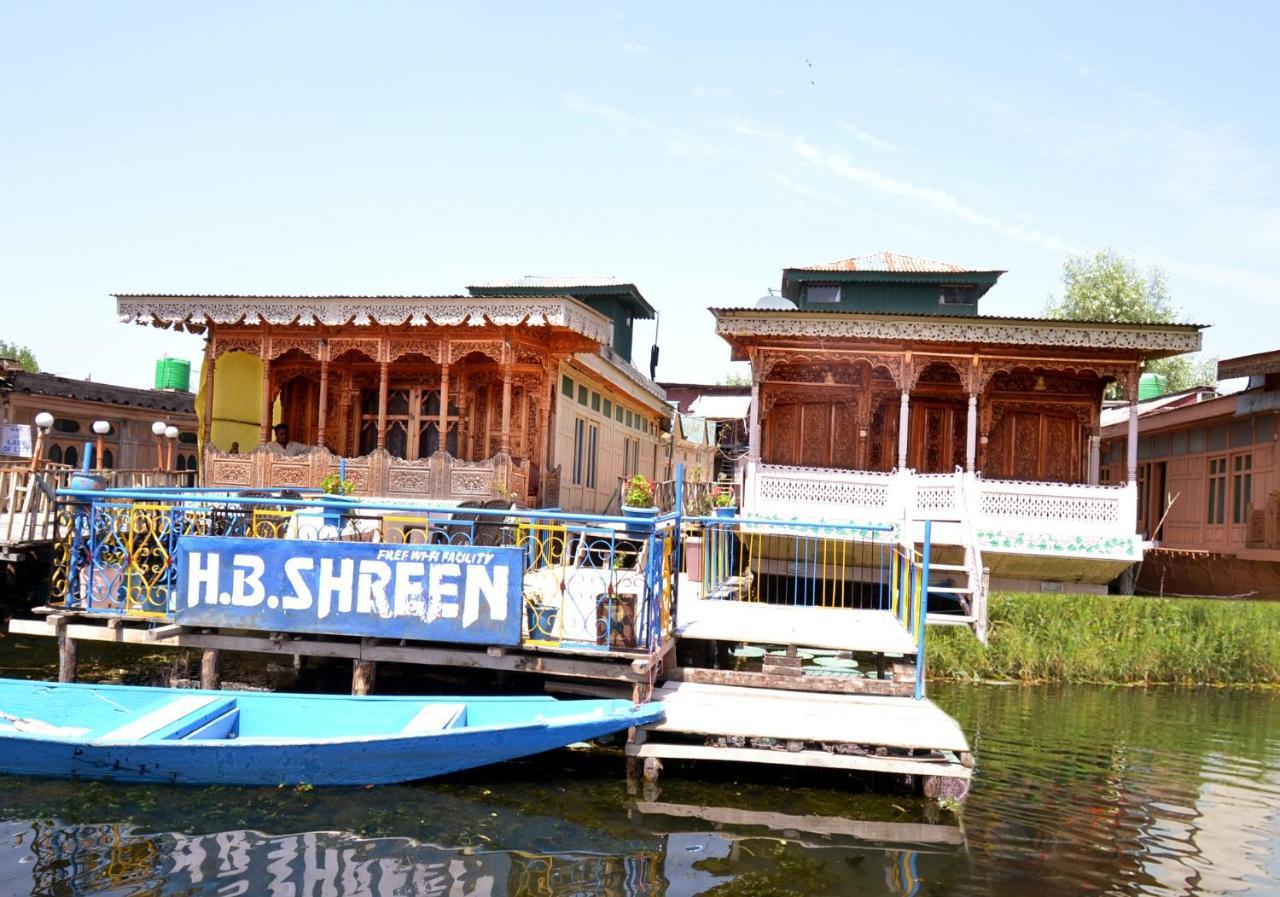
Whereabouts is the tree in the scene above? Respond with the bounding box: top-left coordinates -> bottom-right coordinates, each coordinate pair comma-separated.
1045,249 -> 1215,393
0,340 -> 38,373
719,371 -> 751,387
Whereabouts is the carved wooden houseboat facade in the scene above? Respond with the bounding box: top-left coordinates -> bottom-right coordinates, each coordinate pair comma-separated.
116,283 -> 669,512
716,253 -> 1203,606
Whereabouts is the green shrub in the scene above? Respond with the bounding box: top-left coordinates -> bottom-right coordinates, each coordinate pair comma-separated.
928,592 -> 1280,685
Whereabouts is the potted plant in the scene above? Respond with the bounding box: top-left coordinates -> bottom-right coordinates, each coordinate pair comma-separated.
712,486 -> 736,518
319,472 -> 356,530
621,474 -> 657,518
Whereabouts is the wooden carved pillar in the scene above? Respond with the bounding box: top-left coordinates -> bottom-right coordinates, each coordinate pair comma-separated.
259,350 -> 272,447
500,365 -> 513,454
202,339 -> 216,446
438,362 -> 450,456
855,388 -> 873,471
519,385 -> 530,459
545,364 -> 559,473
897,390 -> 910,470
1126,398 -> 1139,483
376,361 -> 389,451
483,381 -> 494,458
965,394 -> 978,473
748,352 -> 762,461
316,356 -> 330,449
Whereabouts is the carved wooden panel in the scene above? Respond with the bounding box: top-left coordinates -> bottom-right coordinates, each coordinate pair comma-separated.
765,403 -> 801,466
1011,413 -> 1041,480
799,404 -> 832,468
1043,414 -> 1076,482
832,404 -> 857,470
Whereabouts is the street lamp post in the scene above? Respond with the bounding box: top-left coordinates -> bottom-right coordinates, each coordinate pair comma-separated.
92,420 -> 111,471
32,412 -> 53,472
151,421 -> 167,471
164,426 -> 179,472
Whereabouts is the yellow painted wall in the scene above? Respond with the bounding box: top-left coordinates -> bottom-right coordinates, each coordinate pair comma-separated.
196,352 -> 273,455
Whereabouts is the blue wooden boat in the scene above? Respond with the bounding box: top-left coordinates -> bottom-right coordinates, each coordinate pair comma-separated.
0,678 -> 663,786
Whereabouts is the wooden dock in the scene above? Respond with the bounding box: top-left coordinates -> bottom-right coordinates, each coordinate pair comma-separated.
628,681 -> 970,795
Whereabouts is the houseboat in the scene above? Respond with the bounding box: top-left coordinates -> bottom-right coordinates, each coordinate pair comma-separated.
1100,349 -> 1280,598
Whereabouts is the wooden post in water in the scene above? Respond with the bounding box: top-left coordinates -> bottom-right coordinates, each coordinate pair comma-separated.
353,638 -> 377,695
200,648 -> 222,690
53,616 -> 77,683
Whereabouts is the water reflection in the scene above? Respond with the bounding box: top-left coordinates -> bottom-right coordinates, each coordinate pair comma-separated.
0,813 -> 957,897
2,684 -> 1278,896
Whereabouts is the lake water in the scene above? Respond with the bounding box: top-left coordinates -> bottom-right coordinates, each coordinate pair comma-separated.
1,643 -> 1278,895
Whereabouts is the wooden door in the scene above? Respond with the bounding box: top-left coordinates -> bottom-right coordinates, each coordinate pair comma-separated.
908,402 -> 966,474
764,401 -> 858,469
997,410 -> 1083,482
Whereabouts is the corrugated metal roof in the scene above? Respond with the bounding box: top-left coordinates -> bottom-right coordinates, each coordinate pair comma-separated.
4,370 -> 196,414
791,252 -> 1003,275
708,307 -> 1205,329
467,276 -> 630,289
113,293 -> 541,300
689,394 -> 751,420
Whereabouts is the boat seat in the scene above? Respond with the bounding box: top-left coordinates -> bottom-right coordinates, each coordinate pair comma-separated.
400,703 -> 466,734
95,696 -> 237,743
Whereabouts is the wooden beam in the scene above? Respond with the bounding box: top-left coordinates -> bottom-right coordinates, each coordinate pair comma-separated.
626,741 -> 971,780
666,666 -> 912,697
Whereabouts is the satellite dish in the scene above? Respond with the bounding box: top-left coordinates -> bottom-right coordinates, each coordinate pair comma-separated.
755,291 -> 796,309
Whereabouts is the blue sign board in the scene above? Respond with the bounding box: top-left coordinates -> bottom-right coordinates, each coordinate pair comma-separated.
174,536 -> 523,645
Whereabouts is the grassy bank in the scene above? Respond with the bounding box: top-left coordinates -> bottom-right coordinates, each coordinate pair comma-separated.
928,592 -> 1280,685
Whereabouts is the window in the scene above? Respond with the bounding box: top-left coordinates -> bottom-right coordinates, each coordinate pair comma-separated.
47,444 -> 63,464
622,435 -> 640,478
1232,454 -> 1253,524
1207,425 -> 1228,452
586,423 -> 598,488
615,405 -> 624,423
603,399 -> 612,418
358,386 -> 459,458
577,384 -> 588,406
1152,434 -> 1170,458
1188,428 -> 1205,453
1170,430 -> 1188,456
591,391 -> 601,412
1256,414 -> 1277,443
53,418 -> 80,434
939,285 -> 976,306
101,449 -> 114,469
631,438 -> 640,475
572,418 -> 585,485
805,285 -> 840,304
64,445 -> 78,469
625,410 -> 634,428
178,432 -> 199,445
1207,457 -> 1227,525
1230,420 -> 1253,448
561,375 -> 574,397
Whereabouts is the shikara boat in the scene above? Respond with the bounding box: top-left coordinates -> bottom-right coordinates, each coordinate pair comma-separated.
0,678 -> 663,786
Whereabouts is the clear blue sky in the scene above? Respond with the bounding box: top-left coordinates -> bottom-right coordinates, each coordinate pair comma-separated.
3,3 -> 1278,389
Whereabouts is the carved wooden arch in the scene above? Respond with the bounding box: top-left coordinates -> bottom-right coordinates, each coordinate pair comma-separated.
211,335 -> 265,359
326,338 -> 381,363
757,348 -> 905,389
387,337 -> 443,364
268,336 -> 322,361
760,384 -> 860,418
449,340 -> 504,366
907,356 -> 969,392
978,358 -> 1139,396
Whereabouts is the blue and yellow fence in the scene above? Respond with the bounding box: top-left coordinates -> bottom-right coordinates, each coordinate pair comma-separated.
49,488 -> 677,656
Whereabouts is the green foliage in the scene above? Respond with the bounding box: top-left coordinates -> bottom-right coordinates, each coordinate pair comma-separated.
0,340 -> 38,372
1045,249 -> 1215,393
623,474 -> 654,508
319,472 -> 355,495
712,487 -> 735,508
718,370 -> 751,387
928,592 -> 1280,685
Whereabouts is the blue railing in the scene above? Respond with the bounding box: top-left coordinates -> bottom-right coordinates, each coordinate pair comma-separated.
50,486 -> 678,656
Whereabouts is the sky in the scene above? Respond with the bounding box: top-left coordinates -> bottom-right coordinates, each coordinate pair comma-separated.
3,2 -> 1279,390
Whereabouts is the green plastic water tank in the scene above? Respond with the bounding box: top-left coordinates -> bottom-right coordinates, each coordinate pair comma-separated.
154,357 -> 191,391
1138,372 -> 1167,400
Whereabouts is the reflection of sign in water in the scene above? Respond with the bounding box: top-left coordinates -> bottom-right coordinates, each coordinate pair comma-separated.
175,536 -> 522,644
1,424 -> 32,457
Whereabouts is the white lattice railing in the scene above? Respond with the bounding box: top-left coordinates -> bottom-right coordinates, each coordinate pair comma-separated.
911,471 -> 961,519
742,462 -> 1140,556
975,478 -> 1128,526
747,461 -> 900,522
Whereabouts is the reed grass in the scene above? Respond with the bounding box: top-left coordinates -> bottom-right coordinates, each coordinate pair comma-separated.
927,592 -> 1280,685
